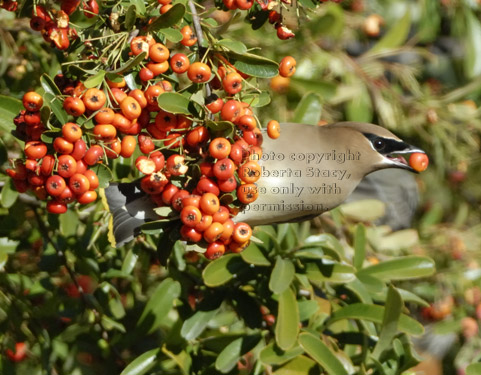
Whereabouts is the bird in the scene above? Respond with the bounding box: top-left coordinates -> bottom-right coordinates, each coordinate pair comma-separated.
103,122 -> 426,247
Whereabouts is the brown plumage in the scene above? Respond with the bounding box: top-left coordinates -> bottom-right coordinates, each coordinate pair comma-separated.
104,122 -> 425,246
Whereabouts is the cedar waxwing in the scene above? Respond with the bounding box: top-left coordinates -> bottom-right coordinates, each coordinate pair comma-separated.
103,122 -> 426,247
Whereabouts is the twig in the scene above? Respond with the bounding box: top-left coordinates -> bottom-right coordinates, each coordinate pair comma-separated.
188,0 -> 212,98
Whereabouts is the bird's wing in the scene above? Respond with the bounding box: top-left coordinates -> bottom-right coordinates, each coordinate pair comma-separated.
346,169 -> 419,230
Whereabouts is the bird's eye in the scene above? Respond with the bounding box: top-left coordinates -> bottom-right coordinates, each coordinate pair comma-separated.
374,139 -> 385,151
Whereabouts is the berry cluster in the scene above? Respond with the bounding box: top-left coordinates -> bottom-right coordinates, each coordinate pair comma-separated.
8,91 -> 101,214
218,0 -> 344,40
5,0 -> 301,258
222,0 -> 297,40
7,43 -> 297,260
28,4 -> 94,50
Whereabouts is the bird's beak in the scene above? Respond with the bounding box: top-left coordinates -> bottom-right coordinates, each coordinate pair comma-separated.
384,145 -> 426,173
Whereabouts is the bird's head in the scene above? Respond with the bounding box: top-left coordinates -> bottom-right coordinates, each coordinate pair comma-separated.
332,122 -> 426,174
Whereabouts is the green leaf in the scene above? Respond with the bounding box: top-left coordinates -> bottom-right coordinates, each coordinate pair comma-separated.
353,224 -> 366,270
275,287 -> 299,350
153,206 -> 176,217
185,242 -> 206,253
157,92 -> 192,115
121,249 -> 139,275
137,278 -> 181,334
306,261 -> 356,283
356,256 -> 435,281
272,355 -> 318,375
0,95 -> 22,133
0,251 -> 8,271
230,52 -> 278,78
44,92 -> 68,125
41,129 -> 61,143
345,278 -> 373,304
397,288 -> 429,307
269,256 -> 295,294
109,52 -> 147,74
464,11 -> 481,79
259,343 -> 304,366
91,164 -> 113,189
96,282 -> 126,320
371,286 -> 402,360
467,363 -> 481,375
311,233 -> 345,258
327,303 -> 424,336
307,3 -> 344,37
340,199 -> 385,222
240,242 -> 270,266
158,28 -> 183,43
140,219 -> 172,235
124,5 -> 136,30
40,74 -> 62,96
147,3 -> 186,32
298,0 -> 320,9
369,11 -> 411,54
84,70 -> 105,89
59,208 -> 79,237
357,274 -> 384,294
68,65 -> 97,79
120,348 -> 160,375
345,84 -> 373,123
205,120 -> 234,133
241,91 -> 271,108
181,299 -> 222,340
371,228 -> 419,253
40,105 -> 51,125
0,237 -> 19,253
202,254 -> 247,287
215,335 -> 261,373
131,0 -> 146,15
101,315 -> 126,332
162,347 -> 192,374
417,0 -> 441,43
276,223 -> 290,243
217,39 -> 248,55
1,178 -> 19,208
290,77 -> 337,99
292,92 -> 322,125
298,332 -> 348,375
298,300 -> 320,321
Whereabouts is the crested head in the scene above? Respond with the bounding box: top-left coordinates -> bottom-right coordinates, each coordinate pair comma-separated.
326,121 -> 402,140
325,122 -> 426,173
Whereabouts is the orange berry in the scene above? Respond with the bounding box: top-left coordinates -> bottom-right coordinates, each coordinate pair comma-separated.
187,62 -> 211,83
278,56 -> 296,78
409,153 -> 429,172
267,120 -> 281,139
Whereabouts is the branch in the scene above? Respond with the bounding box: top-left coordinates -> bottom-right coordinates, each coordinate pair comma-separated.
188,0 -> 212,98
32,207 -> 125,359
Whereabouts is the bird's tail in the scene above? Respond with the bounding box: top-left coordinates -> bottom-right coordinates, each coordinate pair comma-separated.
100,182 -> 158,247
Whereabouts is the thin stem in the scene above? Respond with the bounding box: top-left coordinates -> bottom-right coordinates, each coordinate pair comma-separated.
188,0 -> 212,98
